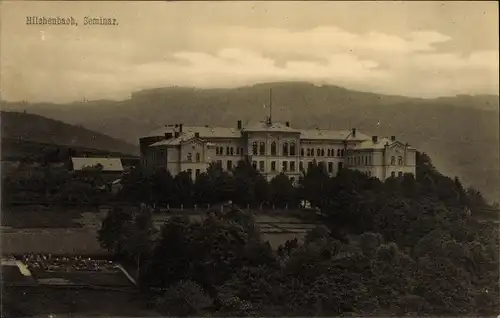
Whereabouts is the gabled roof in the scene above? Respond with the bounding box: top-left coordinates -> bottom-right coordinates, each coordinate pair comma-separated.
242,121 -> 300,133
71,157 -> 124,172
144,125 -> 241,139
149,134 -> 206,147
299,129 -> 370,141
353,137 -> 415,150
144,123 -> 371,143
183,125 -> 242,138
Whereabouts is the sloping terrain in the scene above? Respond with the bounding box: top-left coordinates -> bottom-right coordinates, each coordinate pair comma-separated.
1,111 -> 138,158
2,82 -> 498,200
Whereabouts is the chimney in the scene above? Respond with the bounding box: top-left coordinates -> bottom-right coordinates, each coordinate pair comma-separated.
391,136 -> 396,141
194,132 -> 200,138
285,121 -> 290,127
237,120 -> 242,129
372,136 -> 378,143
352,128 -> 356,137
179,124 -> 183,133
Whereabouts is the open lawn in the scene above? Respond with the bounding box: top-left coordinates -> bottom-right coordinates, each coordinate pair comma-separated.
1,208 -> 319,255
1,206 -> 83,229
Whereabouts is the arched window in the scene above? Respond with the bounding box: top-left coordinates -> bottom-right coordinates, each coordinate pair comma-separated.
398,156 -> 403,165
290,142 -> 296,156
391,156 -> 396,165
321,149 -> 325,156
316,148 -> 321,156
301,148 -> 304,157
271,141 -> 277,156
283,142 -> 289,156
196,153 -> 201,162
337,149 -> 341,156
252,142 -> 258,155
259,142 -> 265,155
341,149 -> 344,156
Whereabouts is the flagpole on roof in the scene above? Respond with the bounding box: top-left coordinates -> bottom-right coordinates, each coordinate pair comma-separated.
269,88 -> 273,123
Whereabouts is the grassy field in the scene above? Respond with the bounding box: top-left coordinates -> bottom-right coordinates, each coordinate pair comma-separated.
1,207 -> 319,255
1,206 -> 83,229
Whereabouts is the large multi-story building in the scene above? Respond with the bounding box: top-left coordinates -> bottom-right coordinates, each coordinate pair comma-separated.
139,117 -> 416,183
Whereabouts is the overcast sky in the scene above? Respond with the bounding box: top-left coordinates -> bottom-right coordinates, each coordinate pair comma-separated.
1,1 -> 498,103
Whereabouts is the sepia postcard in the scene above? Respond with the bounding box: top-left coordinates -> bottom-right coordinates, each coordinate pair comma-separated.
1,1 -> 499,317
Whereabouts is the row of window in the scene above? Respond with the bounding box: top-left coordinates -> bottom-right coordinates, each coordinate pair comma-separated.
251,141 -> 297,156
390,156 -> 405,166
359,170 -> 372,177
302,148 -> 345,157
243,160 -> 338,174
348,155 -> 406,167
391,171 -> 404,177
186,152 -> 202,162
186,168 -> 202,178
216,142 -> 346,158
348,155 -> 373,166
216,146 -> 244,156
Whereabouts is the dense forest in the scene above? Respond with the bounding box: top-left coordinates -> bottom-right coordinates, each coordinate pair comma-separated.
2,151 -> 499,316
95,152 -> 499,316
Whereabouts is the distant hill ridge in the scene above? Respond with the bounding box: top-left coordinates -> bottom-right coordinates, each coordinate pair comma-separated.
1,82 -> 498,201
0,111 -> 138,156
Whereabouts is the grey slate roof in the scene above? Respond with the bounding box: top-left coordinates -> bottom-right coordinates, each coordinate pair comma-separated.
144,122 -> 371,142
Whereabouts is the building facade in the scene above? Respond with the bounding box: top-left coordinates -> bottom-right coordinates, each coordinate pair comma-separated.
139,119 -> 416,182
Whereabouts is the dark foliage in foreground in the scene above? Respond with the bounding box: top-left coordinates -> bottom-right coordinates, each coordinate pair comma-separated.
97,152 -> 499,316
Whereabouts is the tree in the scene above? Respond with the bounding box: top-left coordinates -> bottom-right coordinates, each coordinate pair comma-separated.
359,232 -> 384,258
150,167 -> 175,206
97,206 -> 134,256
117,167 -> 151,203
173,171 -> 194,207
298,160 -> 330,210
124,205 -> 158,278
140,216 -> 199,288
155,280 -> 213,317
401,173 -> 418,198
232,159 -> 268,207
269,173 -> 295,208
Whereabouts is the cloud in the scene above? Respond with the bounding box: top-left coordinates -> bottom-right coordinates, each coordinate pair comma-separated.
0,23 -> 498,102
